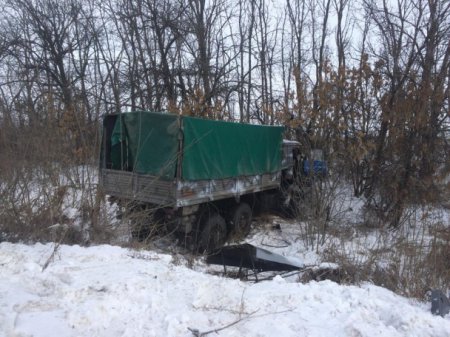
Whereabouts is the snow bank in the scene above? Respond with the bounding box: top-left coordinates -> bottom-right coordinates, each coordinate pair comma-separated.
1,243 -> 449,337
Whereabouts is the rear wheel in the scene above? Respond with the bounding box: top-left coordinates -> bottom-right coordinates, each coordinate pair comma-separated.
198,213 -> 227,253
230,203 -> 252,239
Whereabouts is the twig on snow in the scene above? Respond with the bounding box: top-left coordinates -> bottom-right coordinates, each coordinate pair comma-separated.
188,309 -> 259,337
42,226 -> 68,271
188,308 -> 297,337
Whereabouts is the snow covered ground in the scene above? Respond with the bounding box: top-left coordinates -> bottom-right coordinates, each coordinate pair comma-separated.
1,242 -> 449,337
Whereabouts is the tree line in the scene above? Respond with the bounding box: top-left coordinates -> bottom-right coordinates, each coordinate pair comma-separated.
0,0 -> 449,227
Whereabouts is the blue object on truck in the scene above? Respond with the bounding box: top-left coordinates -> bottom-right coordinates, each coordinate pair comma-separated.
303,159 -> 327,176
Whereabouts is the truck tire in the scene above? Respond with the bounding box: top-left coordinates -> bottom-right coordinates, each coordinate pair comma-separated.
230,203 -> 252,239
198,213 -> 227,253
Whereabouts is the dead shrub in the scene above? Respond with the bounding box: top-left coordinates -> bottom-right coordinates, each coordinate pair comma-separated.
0,117 -> 101,245
319,209 -> 450,299
292,174 -> 350,252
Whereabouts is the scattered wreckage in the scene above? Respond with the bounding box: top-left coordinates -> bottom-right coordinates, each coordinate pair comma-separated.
429,289 -> 450,317
207,244 -> 450,319
206,243 -> 304,273
205,243 -> 341,283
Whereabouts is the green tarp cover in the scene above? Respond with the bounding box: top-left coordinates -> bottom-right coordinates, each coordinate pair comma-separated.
109,111 -> 284,181
110,111 -> 179,179
109,115 -> 128,171
182,117 -> 283,180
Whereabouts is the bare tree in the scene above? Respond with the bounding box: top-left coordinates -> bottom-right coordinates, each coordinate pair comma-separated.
363,0 -> 450,226
308,0 -> 332,137
285,0 -> 309,122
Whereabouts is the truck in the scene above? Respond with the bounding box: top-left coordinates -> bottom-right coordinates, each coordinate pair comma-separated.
99,111 -> 324,251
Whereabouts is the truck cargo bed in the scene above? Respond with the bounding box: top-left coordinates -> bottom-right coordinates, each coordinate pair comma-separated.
100,168 -> 281,208
100,169 -> 177,206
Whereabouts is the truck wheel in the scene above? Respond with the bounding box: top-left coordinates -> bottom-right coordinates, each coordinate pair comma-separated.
198,214 -> 227,253
230,203 -> 252,239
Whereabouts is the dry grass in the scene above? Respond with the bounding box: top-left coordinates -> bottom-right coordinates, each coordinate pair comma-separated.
315,209 -> 450,299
